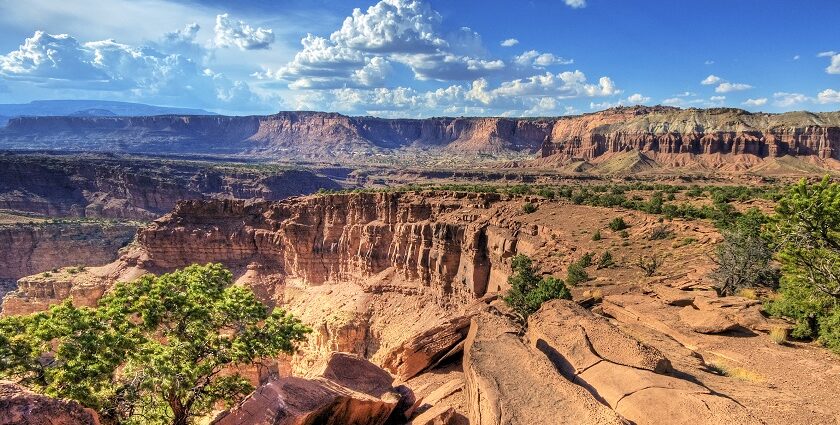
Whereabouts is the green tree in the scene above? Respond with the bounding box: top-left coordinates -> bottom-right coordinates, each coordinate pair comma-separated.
766,177 -> 840,351
0,263 -> 311,424
503,255 -> 571,321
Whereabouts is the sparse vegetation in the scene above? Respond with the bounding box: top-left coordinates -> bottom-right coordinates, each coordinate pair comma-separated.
0,263 -> 311,424
566,262 -> 591,286
522,202 -> 537,214
609,217 -> 629,231
648,225 -> 672,240
597,251 -> 614,269
504,255 -> 571,321
636,254 -> 666,277
619,230 -> 629,239
769,326 -> 788,345
710,209 -> 778,296
705,360 -> 763,382
591,229 -> 602,241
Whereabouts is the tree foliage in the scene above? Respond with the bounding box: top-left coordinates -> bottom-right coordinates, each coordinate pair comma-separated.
765,177 -> 840,351
0,263 -> 311,424
503,255 -> 571,321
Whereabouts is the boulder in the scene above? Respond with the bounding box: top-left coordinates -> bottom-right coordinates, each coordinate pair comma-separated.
0,381 -> 100,425
215,353 -> 401,425
409,406 -> 466,425
462,310 -> 624,425
678,306 -> 738,334
382,315 -> 472,381
652,284 -> 696,306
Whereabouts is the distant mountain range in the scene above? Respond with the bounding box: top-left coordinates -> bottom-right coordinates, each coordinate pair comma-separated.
0,100 -> 216,126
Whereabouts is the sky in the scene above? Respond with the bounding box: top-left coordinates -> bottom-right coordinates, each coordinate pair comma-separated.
0,0 -> 838,117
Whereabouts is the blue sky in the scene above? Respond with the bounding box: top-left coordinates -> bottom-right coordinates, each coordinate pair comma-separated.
0,0 -> 838,116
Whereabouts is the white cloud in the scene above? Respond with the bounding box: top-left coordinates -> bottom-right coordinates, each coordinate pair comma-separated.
700,74 -> 721,85
817,51 -> 840,74
709,95 -> 726,103
793,55 -> 800,60
742,98 -> 768,107
715,82 -> 752,93
514,50 -> 573,67
213,14 -> 275,50
817,89 -> 840,104
564,0 -> 587,9
626,93 -> 651,104
704,60 -> 714,65
773,92 -> 809,107
500,38 -> 519,47
0,29 -> 267,110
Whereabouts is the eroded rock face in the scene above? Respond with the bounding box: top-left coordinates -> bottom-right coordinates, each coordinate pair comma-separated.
382,314 -> 473,381
214,353 -> 401,425
0,380 -> 100,425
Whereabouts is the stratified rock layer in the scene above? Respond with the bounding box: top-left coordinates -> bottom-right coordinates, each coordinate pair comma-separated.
2,107 -> 839,163
0,380 -> 100,425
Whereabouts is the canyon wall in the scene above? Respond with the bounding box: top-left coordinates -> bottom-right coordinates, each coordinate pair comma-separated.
0,154 -> 341,220
1,107 -> 839,162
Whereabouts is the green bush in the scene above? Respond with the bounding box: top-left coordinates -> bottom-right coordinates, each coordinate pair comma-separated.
591,230 -> 602,241
608,217 -> 629,231
503,255 -> 571,321
566,263 -> 591,286
522,202 -> 538,213
710,212 -> 778,296
577,252 -> 594,268
619,230 -> 630,239
597,251 -> 614,269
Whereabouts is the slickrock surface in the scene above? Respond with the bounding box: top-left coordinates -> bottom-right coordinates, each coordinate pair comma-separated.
0,380 -> 101,425
2,107 -> 839,170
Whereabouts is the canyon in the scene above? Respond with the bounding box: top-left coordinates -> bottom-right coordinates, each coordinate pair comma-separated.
3,191 -> 839,424
1,107 -> 839,172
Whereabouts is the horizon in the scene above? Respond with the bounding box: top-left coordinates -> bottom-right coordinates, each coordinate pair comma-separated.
1,0 -> 839,117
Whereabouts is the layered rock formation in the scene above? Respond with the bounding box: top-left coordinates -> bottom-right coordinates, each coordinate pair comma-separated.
0,153 -> 341,220
2,107 -> 839,165
0,220 -> 137,300
0,381 -> 101,425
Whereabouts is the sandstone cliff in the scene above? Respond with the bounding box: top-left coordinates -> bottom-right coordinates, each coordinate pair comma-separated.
0,153 -> 341,220
2,107 -> 839,166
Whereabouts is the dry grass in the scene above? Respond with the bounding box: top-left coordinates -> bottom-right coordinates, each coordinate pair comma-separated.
769,326 -> 789,345
737,288 -> 758,300
706,359 -> 763,382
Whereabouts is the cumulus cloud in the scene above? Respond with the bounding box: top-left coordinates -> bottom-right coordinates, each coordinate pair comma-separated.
626,93 -> 651,104
213,14 -> 275,50
742,98 -> 768,106
817,89 -> 840,104
0,28 -> 266,110
500,38 -> 519,47
701,74 -> 721,85
773,92 -> 809,107
514,50 -> 573,67
564,0 -> 587,9
589,93 -> 650,110
818,51 -> 840,74
715,82 -> 752,93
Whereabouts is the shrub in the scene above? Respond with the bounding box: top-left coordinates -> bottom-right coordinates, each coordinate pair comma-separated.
673,237 -> 697,248
591,230 -> 602,241
765,177 -> 840,352
618,230 -> 629,238
608,217 -> 629,231
522,202 -> 537,213
636,254 -> 665,277
710,225 -> 777,296
577,252 -> 594,268
648,225 -> 672,240
597,251 -> 614,269
503,255 -> 571,321
566,263 -> 591,286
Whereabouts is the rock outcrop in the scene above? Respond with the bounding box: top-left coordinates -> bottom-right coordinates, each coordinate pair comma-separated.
2,107 -> 839,165
214,352 -> 402,425
0,380 -> 101,425
0,221 -> 137,283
